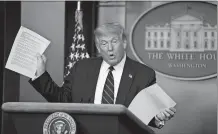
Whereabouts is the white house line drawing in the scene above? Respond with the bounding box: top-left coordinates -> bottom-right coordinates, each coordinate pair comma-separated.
145,14 -> 217,52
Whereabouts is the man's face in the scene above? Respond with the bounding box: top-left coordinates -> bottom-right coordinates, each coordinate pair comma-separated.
96,34 -> 127,66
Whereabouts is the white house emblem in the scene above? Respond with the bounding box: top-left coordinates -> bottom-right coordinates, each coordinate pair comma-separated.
130,1 -> 217,80
43,112 -> 76,134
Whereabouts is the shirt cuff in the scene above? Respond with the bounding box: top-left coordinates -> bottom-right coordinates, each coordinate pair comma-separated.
155,115 -> 165,129
31,71 -> 44,81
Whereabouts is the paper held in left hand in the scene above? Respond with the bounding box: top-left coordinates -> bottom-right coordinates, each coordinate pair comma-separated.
128,83 -> 176,125
5,26 -> 50,78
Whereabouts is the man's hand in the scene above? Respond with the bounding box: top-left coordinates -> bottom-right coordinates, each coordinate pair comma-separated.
35,53 -> 47,78
155,107 -> 176,128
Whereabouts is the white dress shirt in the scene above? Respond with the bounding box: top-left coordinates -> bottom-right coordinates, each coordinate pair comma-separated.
94,54 -> 126,104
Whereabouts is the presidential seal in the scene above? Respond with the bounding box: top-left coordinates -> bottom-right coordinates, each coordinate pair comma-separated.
43,112 -> 76,134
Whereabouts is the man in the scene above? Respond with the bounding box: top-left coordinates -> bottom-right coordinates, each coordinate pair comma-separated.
29,22 -> 176,129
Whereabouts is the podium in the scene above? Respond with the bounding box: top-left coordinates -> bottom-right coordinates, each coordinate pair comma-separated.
2,102 -> 154,134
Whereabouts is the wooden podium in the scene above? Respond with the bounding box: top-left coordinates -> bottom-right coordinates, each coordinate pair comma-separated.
2,102 -> 154,134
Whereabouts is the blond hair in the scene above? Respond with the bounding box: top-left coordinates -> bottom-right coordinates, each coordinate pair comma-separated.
94,22 -> 127,44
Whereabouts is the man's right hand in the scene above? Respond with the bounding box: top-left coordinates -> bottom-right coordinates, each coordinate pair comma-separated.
35,53 -> 47,78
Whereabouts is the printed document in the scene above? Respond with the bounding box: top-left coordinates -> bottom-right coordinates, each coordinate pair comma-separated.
128,83 -> 176,125
5,26 -> 50,78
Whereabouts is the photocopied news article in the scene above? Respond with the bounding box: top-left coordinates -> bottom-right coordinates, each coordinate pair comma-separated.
128,83 -> 176,125
5,26 -> 50,78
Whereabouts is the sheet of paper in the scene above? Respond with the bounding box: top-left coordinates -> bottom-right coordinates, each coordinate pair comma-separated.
5,26 -> 50,78
128,83 -> 176,125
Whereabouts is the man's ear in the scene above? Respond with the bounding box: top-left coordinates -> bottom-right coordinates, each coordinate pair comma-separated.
95,38 -> 101,53
123,39 -> 127,49
96,44 -> 101,53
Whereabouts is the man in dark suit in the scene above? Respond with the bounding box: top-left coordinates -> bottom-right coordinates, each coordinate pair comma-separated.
29,22 -> 176,129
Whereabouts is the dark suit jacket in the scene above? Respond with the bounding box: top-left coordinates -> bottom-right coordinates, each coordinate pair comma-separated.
29,56 -> 157,126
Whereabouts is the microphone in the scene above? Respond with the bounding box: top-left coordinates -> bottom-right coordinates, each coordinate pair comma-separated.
88,95 -> 94,103
79,98 -> 83,103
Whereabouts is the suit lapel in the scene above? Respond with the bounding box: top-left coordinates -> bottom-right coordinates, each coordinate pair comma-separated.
115,57 -> 134,105
86,57 -> 103,103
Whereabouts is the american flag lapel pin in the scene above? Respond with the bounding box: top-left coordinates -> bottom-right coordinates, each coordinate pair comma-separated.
129,74 -> 132,79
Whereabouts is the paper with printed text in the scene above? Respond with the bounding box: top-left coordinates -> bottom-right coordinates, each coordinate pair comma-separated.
5,26 -> 50,78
